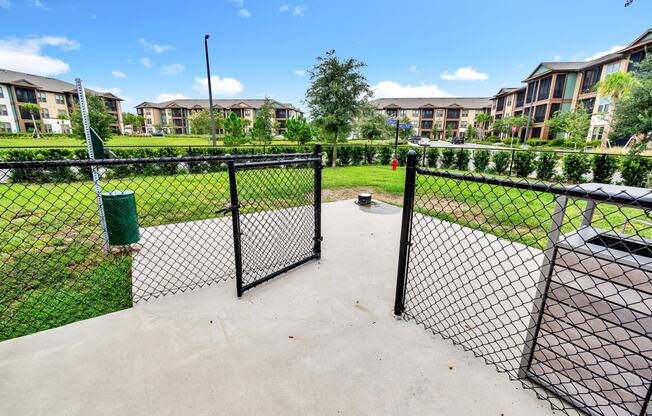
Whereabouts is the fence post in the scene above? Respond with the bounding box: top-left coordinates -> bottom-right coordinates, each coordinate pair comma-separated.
394,150 -> 417,316
313,142 -> 323,259
227,160 -> 244,297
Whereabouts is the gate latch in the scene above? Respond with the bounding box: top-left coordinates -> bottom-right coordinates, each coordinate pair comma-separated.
216,204 -> 240,215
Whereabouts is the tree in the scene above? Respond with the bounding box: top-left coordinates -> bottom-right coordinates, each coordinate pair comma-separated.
71,95 -> 115,141
611,55 -> 652,152
430,123 -> 440,140
223,112 -> 248,145
251,97 -> 274,145
465,124 -> 478,141
398,116 -> 413,141
20,103 -> 41,138
357,112 -> 386,142
546,106 -> 591,147
285,116 -> 315,144
122,112 -> 144,134
596,71 -> 636,100
305,50 -> 372,167
474,112 -> 492,139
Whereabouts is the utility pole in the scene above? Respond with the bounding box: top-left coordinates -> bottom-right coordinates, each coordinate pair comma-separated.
204,34 -> 217,146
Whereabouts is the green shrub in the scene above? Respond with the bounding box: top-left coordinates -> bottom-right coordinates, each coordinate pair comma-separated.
484,135 -> 500,143
621,155 -> 652,187
440,148 -> 456,169
548,138 -> 567,148
512,151 -> 536,178
473,150 -> 490,173
562,153 -> 590,183
396,147 -> 409,166
536,152 -> 558,181
591,154 -> 619,184
378,146 -> 392,165
363,145 -> 376,164
350,146 -> 364,165
454,149 -> 470,171
426,148 -> 440,168
502,137 -> 519,146
492,151 -> 511,175
526,138 -> 546,147
338,146 -> 352,165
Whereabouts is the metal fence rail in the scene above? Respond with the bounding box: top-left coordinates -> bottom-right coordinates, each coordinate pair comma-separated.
395,150 -> 652,416
0,150 -> 320,341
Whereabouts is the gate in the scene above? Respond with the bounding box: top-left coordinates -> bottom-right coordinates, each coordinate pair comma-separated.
393,150 -> 652,416
227,148 -> 322,296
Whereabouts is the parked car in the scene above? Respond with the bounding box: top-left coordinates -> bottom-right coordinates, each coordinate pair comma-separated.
418,138 -> 430,146
152,132 -> 165,137
408,136 -> 422,144
451,136 -> 464,145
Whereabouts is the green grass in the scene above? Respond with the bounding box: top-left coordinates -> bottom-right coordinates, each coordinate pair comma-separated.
1,165 -> 649,340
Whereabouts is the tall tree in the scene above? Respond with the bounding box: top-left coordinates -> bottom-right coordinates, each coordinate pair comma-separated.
546,106 -> 591,147
305,50 -> 372,167
285,116 -> 315,144
398,116 -> 414,141
430,123 -> 440,140
251,97 -> 274,145
71,95 -> 115,141
358,113 -> 386,142
20,103 -> 41,138
122,112 -> 144,133
474,112 -> 492,139
189,109 -> 224,135
596,71 -> 636,100
223,112 -> 248,145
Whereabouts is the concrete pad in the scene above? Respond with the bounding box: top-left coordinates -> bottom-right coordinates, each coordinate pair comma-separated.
0,200 -> 555,416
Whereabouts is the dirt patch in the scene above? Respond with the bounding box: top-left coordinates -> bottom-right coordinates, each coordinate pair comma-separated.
322,187 -> 403,206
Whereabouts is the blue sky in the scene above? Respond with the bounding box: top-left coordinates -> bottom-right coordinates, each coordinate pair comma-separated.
0,0 -> 651,113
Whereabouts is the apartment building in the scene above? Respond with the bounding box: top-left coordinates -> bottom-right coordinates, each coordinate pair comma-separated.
135,99 -> 303,134
0,69 -> 124,134
491,28 -> 652,141
370,97 -> 492,139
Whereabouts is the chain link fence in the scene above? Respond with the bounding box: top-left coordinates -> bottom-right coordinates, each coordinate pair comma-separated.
0,151 -> 319,341
395,151 -> 652,416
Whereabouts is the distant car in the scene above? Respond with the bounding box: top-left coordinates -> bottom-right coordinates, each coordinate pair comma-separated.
408,136 -> 421,144
418,138 -> 430,146
451,136 -> 464,145
152,132 -> 165,137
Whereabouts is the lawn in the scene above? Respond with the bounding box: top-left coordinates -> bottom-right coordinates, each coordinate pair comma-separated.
1,165 -> 648,340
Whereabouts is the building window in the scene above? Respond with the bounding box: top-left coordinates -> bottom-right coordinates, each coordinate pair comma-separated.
516,90 -> 525,107
505,96 -> 512,107
591,126 -> 605,141
146,118 -> 152,124
496,96 -> 505,111
628,50 -> 646,72
44,124 -> 53,133
37,92 -> 47,103
445,121 -> 459,130
386,109 -> 398,117
461,110 -> 469,118
244,110 -> 251,117
437,122 -> 443,129
531,127 -> 542,139
421,109 -> 434,118
420,120 -> 433,129
55,94 -> 65,105
57,109 -> 67,116
0,105 -> 7,116
0,86 -> 3,99
580,98 -> 596,113
412,110 -> 419,117
495,114 -> 503,120
552,74 -> 566,99
581,67 -> 602,93
460,121 -> 468,128
597,96 -> 610,113
0,122 -> 11,132
526,81 -> 538,104
534,104 -> 547,123
446,108 -> 460,119
549,103 -> 561,119
436,110 -> 444,118
537,76 -> 552,101
41,108 -> 50,119
606,62 -> 620,74
399,110 -> 406,117
16,88 -> 37,103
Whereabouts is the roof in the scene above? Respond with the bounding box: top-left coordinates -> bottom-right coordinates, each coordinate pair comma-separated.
136,98 -> 302,112
370,97 -> 492,109
0,68 -> 122,100
492,87 -> 522,98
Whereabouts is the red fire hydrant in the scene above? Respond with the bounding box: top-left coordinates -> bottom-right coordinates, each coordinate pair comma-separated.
391,158 -> 398,171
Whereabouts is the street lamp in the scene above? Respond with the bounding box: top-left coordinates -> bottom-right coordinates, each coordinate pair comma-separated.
204,34 -> 217,146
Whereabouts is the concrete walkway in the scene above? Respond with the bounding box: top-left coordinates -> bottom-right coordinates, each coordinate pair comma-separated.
0,200 -> 555,416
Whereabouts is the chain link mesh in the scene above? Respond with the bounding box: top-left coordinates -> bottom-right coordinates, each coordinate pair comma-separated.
0,153 -> 316,341
401,168 -> 652,416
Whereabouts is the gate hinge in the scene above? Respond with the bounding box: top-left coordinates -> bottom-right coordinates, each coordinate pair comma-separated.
216,204 -> 240,215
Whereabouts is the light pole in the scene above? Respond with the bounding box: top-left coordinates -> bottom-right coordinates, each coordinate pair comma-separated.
204,34 -> 217,146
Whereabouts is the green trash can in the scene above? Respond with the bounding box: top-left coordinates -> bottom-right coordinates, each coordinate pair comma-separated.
101,190 -> 140,245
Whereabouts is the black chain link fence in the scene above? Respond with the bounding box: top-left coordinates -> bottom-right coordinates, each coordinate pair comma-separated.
395,151 -> 652,416
0,151 -> 319,341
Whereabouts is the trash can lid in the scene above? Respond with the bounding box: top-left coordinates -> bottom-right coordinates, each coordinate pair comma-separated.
102,190 -> 135,197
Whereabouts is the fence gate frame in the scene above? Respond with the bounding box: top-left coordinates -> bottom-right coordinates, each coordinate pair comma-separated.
227,144 -> 322,297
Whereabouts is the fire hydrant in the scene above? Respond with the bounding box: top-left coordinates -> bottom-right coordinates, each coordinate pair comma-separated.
392,158 -> 398,171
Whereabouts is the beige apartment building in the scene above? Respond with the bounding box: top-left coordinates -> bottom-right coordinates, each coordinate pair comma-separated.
0,69 -> 124,134
135,99 -> 303,135
491,28 -> 652,142
370,97 -> 492,139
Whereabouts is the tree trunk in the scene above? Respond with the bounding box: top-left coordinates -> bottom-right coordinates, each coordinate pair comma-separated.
331,129 -> 338,168
30,113 -> 41,138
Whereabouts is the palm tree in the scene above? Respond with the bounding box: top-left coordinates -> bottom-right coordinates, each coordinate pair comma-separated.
20,103 -> 42,138
595,71 -> 636,100
474,112 -> 493,139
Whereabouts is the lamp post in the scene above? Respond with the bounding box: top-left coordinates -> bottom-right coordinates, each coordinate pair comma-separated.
204,34 -> 217,146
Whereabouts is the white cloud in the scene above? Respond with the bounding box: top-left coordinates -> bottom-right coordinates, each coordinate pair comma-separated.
87,86 -> 123,96
0,36 -> 80,76
294,69 -> 306,76
139,57 -> 152,67
111,70 -> 126,78
162,64 -> 184,75
371,81 -> 451,98
279,4 -> 289,11
156,92 -> 189,101
584,45 -> 624,61
138,38 -> 173,54
293,4 -> 307,16
440,66 -> 488,81
0,0 -> 11,9
192,75 -> 244,96
408,65 -> 420,74
237,8 -> 251,17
